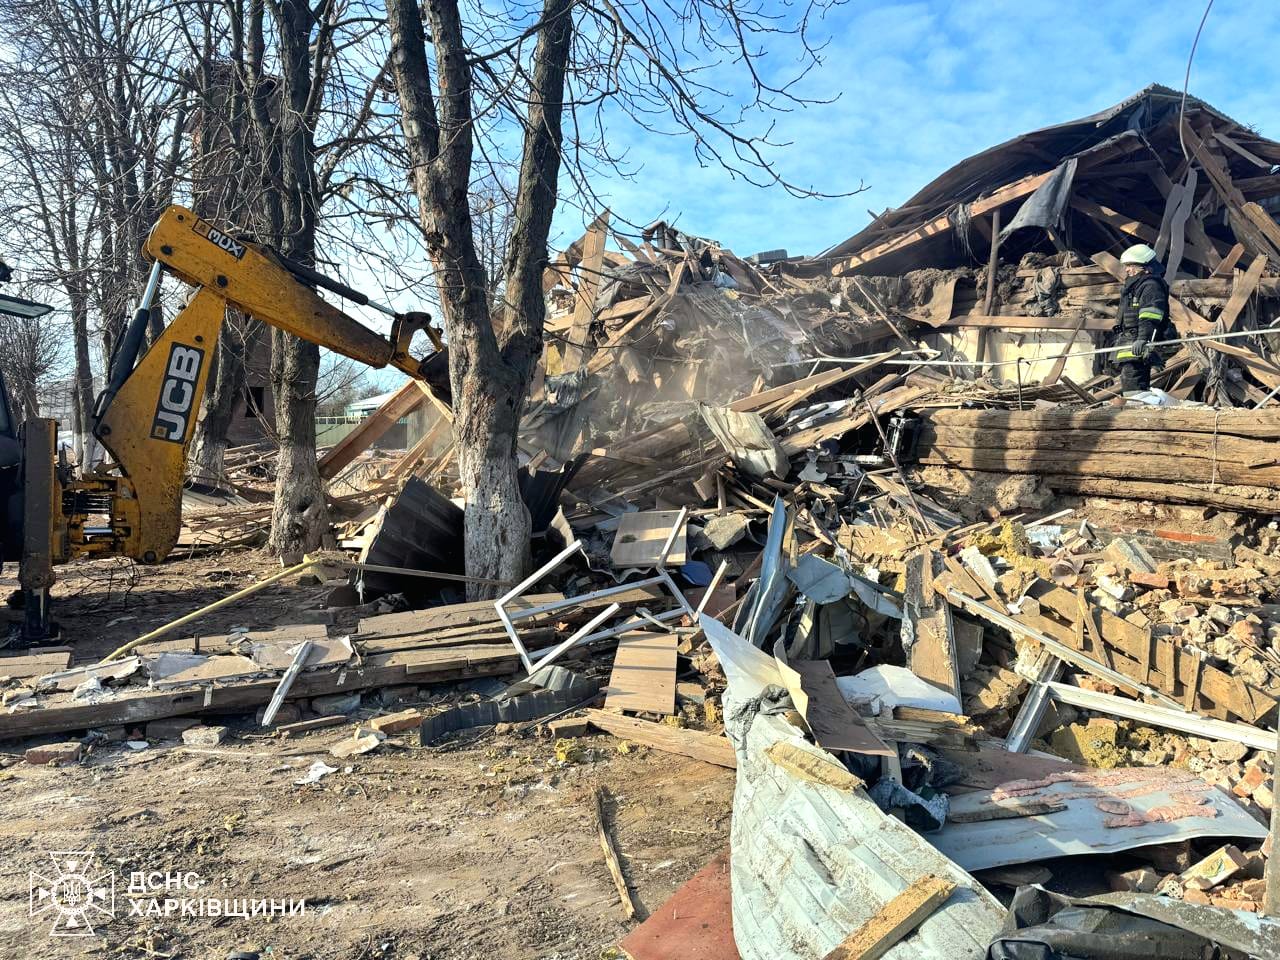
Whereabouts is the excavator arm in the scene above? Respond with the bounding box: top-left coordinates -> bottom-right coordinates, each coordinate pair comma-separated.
69,205 -> 441,568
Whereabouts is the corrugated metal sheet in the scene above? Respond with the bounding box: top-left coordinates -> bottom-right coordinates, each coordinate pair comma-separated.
932,778 -> 1268,873
704,616 -> 1004,960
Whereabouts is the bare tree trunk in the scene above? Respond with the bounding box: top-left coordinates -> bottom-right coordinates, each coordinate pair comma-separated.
266,0 -> 330,557
386,0 -> 571,596
69,290 -> 97,466
190,314 -> 247,487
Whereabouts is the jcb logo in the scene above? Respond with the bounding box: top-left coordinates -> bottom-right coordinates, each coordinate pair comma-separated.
193,219 -> 246,259
151,345 -> 204,443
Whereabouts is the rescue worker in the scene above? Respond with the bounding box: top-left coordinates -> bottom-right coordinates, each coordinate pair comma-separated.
1113,243 -> 1170,392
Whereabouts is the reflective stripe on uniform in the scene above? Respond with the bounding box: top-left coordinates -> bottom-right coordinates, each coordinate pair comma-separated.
1138,309 -> 1164,320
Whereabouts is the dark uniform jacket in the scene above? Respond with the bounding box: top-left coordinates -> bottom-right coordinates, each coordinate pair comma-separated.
1117,268 -> 1171,349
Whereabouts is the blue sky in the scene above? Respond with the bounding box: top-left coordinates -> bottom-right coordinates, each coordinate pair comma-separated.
574,0 -> 1280,259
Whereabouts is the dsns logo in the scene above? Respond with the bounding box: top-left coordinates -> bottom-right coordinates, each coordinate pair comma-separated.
29,851 -> 116,936
151,344 -> 205,443
193,218 -> 246,259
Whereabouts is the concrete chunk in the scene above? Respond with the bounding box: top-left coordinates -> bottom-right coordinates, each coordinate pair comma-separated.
181,725 -> 228,746
25,741 -> 83,766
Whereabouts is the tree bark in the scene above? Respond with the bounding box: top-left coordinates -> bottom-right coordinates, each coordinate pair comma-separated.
386,0 -> 572,597
266,0 -> 330,557
190,314 -> 248,487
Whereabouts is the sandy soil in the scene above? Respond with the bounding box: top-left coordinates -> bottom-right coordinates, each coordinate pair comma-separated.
0,721 -> 733,959
0,551 -> 735,959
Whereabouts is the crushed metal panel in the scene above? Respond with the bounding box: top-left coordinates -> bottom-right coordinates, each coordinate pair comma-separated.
1090,891 -> 1280,960
932,772 -> 1267,872
698,403 -> 788,480
703,616 -> 1003,960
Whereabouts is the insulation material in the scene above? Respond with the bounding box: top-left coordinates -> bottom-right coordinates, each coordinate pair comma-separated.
703,615 -> 1003,960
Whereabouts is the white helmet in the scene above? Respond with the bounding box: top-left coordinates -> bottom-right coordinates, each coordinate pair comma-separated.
1120,243 -> 1158,265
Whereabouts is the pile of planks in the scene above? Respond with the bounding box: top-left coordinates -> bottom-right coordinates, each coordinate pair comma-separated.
916,407 -> 1280,510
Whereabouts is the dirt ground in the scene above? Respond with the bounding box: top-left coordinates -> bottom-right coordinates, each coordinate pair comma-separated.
0,551 -> 736,959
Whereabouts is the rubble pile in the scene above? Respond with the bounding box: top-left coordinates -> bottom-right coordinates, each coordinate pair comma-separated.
6,83 -> 1280,958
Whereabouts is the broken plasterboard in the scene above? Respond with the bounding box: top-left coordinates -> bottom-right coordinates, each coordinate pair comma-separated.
704,615 -> 1003,960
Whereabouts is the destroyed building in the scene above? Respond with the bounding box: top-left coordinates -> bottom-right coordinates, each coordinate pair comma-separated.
4,85 -> 1280,959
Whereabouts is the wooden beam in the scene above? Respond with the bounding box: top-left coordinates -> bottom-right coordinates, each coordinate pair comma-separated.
1212,243 -> 1247,277
562,212 -> 610,369
1219,254 -> 1269,331
833,170 -> 1054,276
584,709 -> 737,768
821,874 -> 956,960
942,314 -> 1112,332
318,379 -> 430,480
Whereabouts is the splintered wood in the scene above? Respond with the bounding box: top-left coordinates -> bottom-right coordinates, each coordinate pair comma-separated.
821,874 -> 956,960
604,633 -> 678,716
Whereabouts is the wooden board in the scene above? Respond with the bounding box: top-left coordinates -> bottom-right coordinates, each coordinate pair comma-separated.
611,510 -> 687,568
584,709 -> 737,768
604,632 -> 678,715
904,551 -> 960,701
778,656 -> 895,757
0,651 -> 72,679
0,645 -> 522,739
822,874 -> 956,960
619,851 -> 738,960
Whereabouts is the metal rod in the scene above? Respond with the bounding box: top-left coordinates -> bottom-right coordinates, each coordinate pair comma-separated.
655,507 -> 689,568
260,639 -> 315,727
527,603 -> 621,680
507,576 -> 667,622
100,556 -> 323,662
945,587 -> 1181,709
694,561 -> 730,618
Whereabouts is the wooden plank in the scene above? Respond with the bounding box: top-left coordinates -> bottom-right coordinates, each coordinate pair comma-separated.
778,657 -> 895,757
922,406 -> 1280,439
611,510 -> 687,567
942,313 -> 1112,331
562,212 -> 611,369
0,651 -> 72,679
604,632 -> 678,715
584,709 -> 737,768
0,645 -> 521,739
904,551 -> 960,701
1041,316 -> 1088,387
832,171 -> 1055,276
1218,254 -> 1269,331
1212,243 -> 1247,277
1072,196 -> 1216,271
594,787 -> 641,920
821,874 -> 956,960
318,379 -> 429,479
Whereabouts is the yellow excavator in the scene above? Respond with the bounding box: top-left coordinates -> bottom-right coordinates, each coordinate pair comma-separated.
1,205 -> 442,641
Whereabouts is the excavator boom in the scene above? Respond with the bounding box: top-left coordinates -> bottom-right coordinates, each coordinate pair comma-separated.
12,205 -> 440,639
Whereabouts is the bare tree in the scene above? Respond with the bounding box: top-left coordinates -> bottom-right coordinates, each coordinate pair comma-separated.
385,0 -> 847,593
0,285 -> 68,420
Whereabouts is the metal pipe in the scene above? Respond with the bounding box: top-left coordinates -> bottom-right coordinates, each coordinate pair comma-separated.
100,556 -> 322,661
526,602 -> 621,680
944,587 -> 1182,709
506,576 -> 667,622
